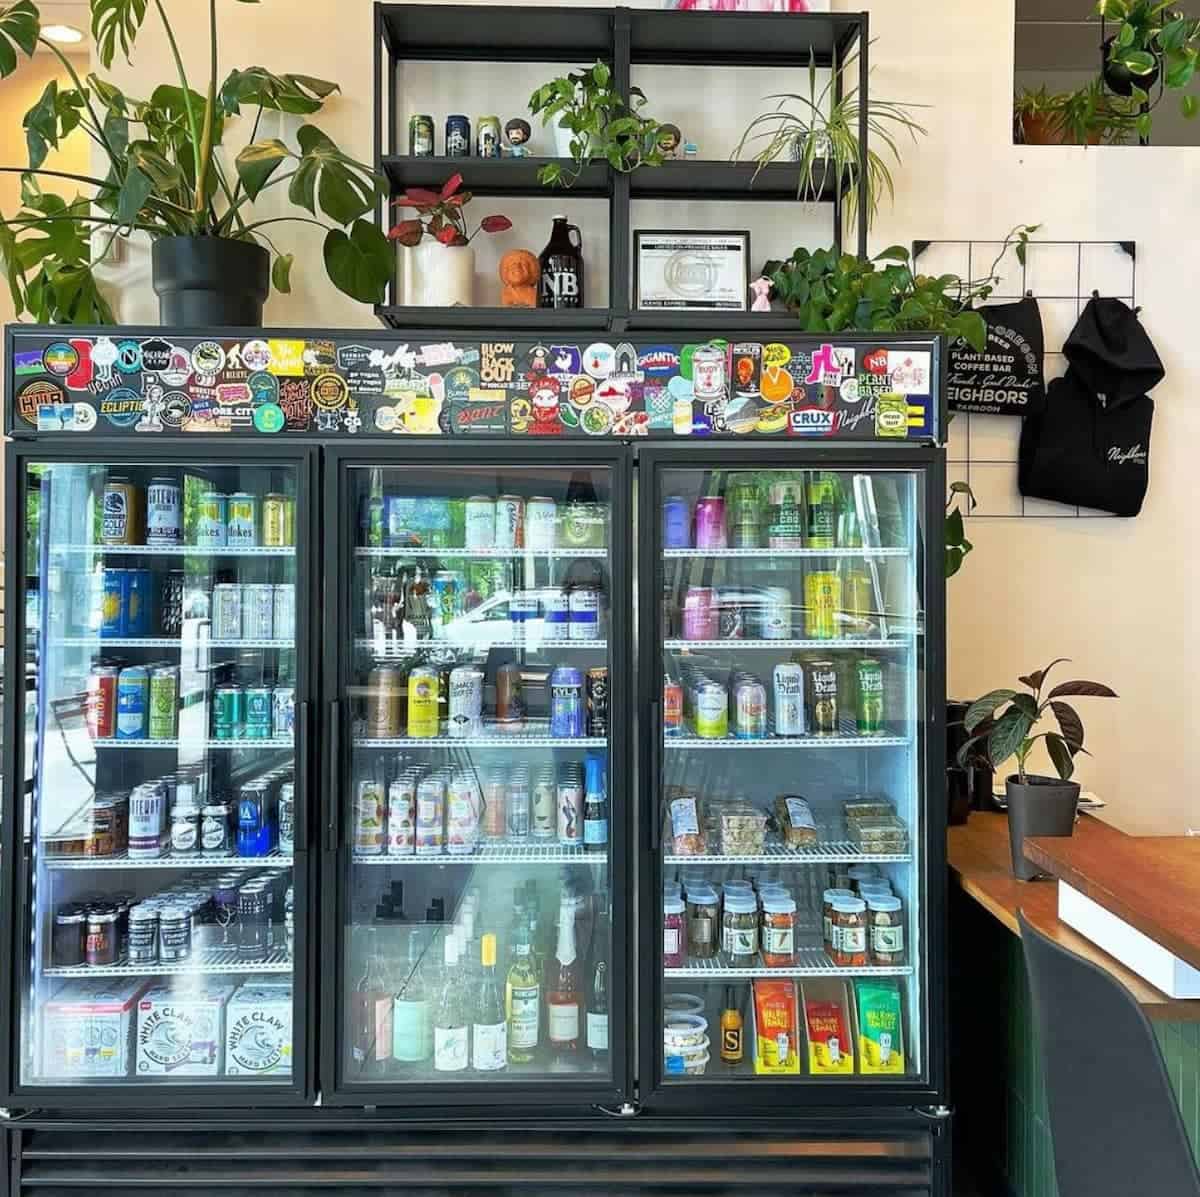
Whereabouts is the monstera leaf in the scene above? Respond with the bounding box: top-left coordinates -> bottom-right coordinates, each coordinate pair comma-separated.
0,0 -> 38,79
290,124 -> 380,225
323,219 -> 392,304
91,0 -> 149,69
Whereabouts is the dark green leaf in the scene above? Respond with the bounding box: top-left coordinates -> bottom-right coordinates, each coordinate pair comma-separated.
1011,693 -> 1039,719
1044,733 -> 1076,781
23,80 -> 59,170
271,251 -> 294,294
0,210 -> 24,312
1026,658 -> 1070,692
1159,16 -> 1190,51
945,546 -> 965,578
235,138 -> 291,199
1117,20 -> 1136,47
1045,680 -> 1118,699
290,124 -> 379,224
323,219 -> 391,304
219,67 -> 338,116
1166,54 -> 1195,89
0,0 -> 39,79
91,0 -> 149,68
945,506 -> 965,545
126,140 -> 185,193
872,244 -> 910,263
964,688 -> 1017,732
1117,48 -> 1158,74
1050,701 -> 1084,751
988,708 -> 1033,769
115,164 -> 152,223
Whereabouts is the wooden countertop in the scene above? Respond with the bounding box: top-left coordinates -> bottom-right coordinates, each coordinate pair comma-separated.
947,812 -> 1200,1021
1026,825 -> 1200,974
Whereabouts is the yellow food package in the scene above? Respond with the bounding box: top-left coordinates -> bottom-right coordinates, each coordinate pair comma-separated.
752,979 -> 801,1075
801,980 -> 854,1075
855,979 -> 905,1075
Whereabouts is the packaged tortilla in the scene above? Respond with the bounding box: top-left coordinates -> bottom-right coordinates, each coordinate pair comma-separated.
775,795 -> 818,848
801,980 -> 854,1075
752,979 -> 800,1075
855,979 -> 905,1075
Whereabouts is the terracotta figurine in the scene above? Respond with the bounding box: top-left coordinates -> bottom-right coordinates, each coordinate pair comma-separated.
500,250 -> 540,307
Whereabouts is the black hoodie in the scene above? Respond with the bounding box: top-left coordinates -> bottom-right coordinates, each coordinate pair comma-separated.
1018,297 -> 1163,517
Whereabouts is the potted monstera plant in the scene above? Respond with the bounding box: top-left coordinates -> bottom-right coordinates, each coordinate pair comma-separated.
0,0 -> 391,325
957,659 -> 1118,880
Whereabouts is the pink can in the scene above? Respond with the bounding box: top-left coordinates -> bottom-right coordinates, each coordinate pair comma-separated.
694,497 -> 727,549
682,586 -> 718,641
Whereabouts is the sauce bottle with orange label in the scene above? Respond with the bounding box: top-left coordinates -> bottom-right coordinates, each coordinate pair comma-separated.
720,985 -> 744,1066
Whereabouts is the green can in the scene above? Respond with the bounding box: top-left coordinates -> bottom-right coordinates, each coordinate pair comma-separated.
727,479 -> 761,549
806,472 -> 837,549
212,685 -> 243,740
244,686 -> 273,740
856,658 -> 884,735
409,114 -> 434,158
148,666 -> 179,740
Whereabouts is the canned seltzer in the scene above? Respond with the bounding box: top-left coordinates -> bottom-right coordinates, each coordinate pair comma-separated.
212,583 -> 243,641
196,492 -> 227,547
464,496 -> 495,550
277,782 -> 295,854
227,492 -> 258,548
262,493 -> 294,547
244,686 -> 273,739
272,583 -> 295,640
148,665 -> 179,740
242,583 -> 275,640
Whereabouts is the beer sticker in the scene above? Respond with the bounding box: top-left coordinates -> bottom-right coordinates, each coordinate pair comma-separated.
311,372 -> 350,411
253,403 -> 286,434
886,350 -> 931,395
159,346 -> 193,388
190,340 -> 225,378
16,378 -> 64,425
550,344 -> 582,377
582,342 -> 615,379
160,392 -> 191,430
863,347 -> 890,375
70,401 -> 98,431
241,339 -> 272,371
480,342 -> 515,385
99,386 -> 144,429
42,342 -> 79,377
14,348 -> 43,375
267,339 -> 306,376
115,339 -> 143,374
278,377 -> 312,432
302,338 -> 337,375
248,371 -> 279,405
763,342 -> 792,369
139,337 -> 174,374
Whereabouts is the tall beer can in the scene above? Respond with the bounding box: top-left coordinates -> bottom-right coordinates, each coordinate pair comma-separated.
525,497 -> 558,552
353,776 -> 385,856
733,678 -> 768,739
773,663 -> 806,736
196,492 -> 228,547
556,763 -> 583,844
694,497 -> 727,549
447,666 -> 484,738
242,583 -> 275,640
102,477 -> 141,545
277,782 -> 295,854
415,771 -> 445,856
366,666 -> 404,738
531,767 -> 556,840
804,571 -> 841,641
227,492 -> 259,548
568,586 -> 600,641
212,583 -> 243,640
148,665 -> 179,739
496,663 -> 525,724
406,665 -> 440,738
507,766 -> 531,838
387,771 -> 417,855
146,477 -> 182,546
262,493 -> 294,547
542,587 -> 569,641
464,496 -> 495,550
272,584 -> 296,640
494,495 -> 525,550
856,658 -> 884,735
808,660 -> 839,735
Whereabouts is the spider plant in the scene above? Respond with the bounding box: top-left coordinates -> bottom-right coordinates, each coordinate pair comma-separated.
732,51 -> 927,229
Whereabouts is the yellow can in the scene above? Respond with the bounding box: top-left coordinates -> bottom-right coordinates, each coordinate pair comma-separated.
262,493 -> 295,547
407,666 -> 440,738
804,571 -> 842,640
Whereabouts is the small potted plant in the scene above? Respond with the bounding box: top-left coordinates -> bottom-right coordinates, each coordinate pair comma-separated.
1056,79 -> 1139,145
1013,86 -> 1067,144
388,174 -> 511,307
957,659 -> 1117,880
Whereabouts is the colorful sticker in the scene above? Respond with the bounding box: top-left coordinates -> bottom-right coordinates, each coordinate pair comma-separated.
303,339 -> 337,375
98,386 -> 143,428
115,339 -> 143,374
887,350 -> 931,395
14,349 -> 44,375
789,407 -> 839,437
567,376 -> 596,408
248,371 -> 279,405
582,343 -> 615,379
159,347 -> 192,388
241,339 -> 272,371
637,346 -> 680,376
312,373 -> 350,411
763,342 -> 792,369
417,342 -> 460,367
527,376 -> 563,435
444,366 -> 479,402
480,342 -> 516,385
875,392 -> 909,437
253,403 -> 286,433
278,378 -> 313,431
43,342 -> 79,377
71,402 -> 97,431
160,392 -> 192,430
863,348 -> 890,375
191,341 -> 225,378
268,339 -> 306,376
218,383 -> 251,406
450,390 -> 508,435
16,378 -> 64,425
91,336 -> 119,385
549,345 -> 582,377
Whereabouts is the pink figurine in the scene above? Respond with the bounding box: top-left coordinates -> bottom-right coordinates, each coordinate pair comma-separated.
750,277 -> 772,312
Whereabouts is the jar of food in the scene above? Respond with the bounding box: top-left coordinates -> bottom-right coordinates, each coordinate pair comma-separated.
822,887 -> 853,951
52,906 -> 87,967
128,904 -> 160,965
848,864 -> 882,891
868,894 -> 905,965
664,897 -> 686,968
831,896 -> 867,966
686,886 -> 719,960
720,892 -> 758,965
760,894 -> 797,967
859,880 -> 893,904
84,909 -> 120,966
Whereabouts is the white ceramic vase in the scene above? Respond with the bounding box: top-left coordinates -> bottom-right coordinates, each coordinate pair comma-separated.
403,240 -> 475,307
555,120 -> 590,160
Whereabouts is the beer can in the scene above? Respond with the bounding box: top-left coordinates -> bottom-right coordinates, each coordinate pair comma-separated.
663,677 -> 683,737
586,667 -> 609,737
212,583 -> 243,640
148,665 -> 179,740
353,777 -> 385,856
407,665 -> 440,738
506,767 -> 531,838
662,495 -> 691,549
694,497 -> 727,549
102,477 -> 141,545
808,660 -> 839,735
569,586 -> 600,641
481,769 -> 507,841
445,113 -> 471,158
733,678 -> 768,739
525,496 -> 558,552
196,492 -> 228,547
806,473 -> 837,549
494,495 -> 525,549
415,771 -> 445,856
242,583 -> 275,641
244,686 -> 273,739
237,782 -> 273,857
767,480 -> 806,550
856,658 -> 884,735
716,589 -> 746,641
86,664 -> 120,739
556,765 -> 583,844
272,686 -> 295,740
409,113 -> 434,157
262,493 -> 294,548
549,666 -> 584,738
430,570 -> 461,638
542,587 -> 569,641
128,782 -> 166,859
387,773 -> 417,855
464,496 -> 495,550
446,772 -> 481,855
561,500 -> 606,549
476,114 -> 502,158
146,477 -> 182,546
682,586 -> 718,642
366,666 -> 404,738
160,570 -> 184,637
227,492 -> 258,548
509,589 -> 538,644
447,666 -> 484,738
201,802 -> 234,856
385,495 -> 417,547
212,685 -> 244,740
116,665 -> 149,740
773,662 -> 806,736
804,570 -> 841,641
277,782 -> 295,854
842,569 -> 874,639
496,662 -> 525,724
727,480 -> 761,549
531,769 -> 556,840
695,681 -> 729,740
124,568 -> 152,637
360,494 -> 385,548
272,583 -> 296,640
100,569 -> 126,638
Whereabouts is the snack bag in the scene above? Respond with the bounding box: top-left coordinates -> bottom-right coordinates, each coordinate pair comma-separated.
752,979 -> 801,1075
801,980 -> 854,1075
855,979 -> 905,1075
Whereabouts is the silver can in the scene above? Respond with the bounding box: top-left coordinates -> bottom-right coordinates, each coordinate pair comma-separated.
447,666 -> 483,738
773,662 -> 806,737
242,583 -> 275,640
170,799 -> 201,856
272,686 -> 295,739
464,496 -> 495,551
525,496 -> 557,553
128,782 -> 166,859
277,782 -> 295,854
568,586 -> 600,642
145,477 -> 182,546
759,586 -> 793,641
387,772 -> 417,855
200,802 -> 233,855
212,583 -> 243,641
272,583 -> 295,640
542,587 -> 569,642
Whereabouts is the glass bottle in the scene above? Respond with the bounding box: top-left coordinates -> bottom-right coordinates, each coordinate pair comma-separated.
393,933 -> 433,1065
583,754 -> 608,854
472,932 -> 507,1072
433,931 -> 469,1072
404,563 -> 432,641
546,897 -> 581,1058
586,960 -> 609,1062
537,215 -> 585,310
506,918 -> 540,1065
720,985 -> 744,1066
351,926 -> 388,1075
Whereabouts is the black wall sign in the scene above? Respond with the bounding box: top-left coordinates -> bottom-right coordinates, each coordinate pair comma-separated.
947,297 -> 1045,417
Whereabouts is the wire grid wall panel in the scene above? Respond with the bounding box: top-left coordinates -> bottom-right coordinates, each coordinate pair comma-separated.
916,239 -> 1137,519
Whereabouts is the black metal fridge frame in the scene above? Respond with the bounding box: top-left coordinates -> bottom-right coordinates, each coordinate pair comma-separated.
0,437 -> 322,1109
318,441 -> 635,1109
635,440 -> 948,1113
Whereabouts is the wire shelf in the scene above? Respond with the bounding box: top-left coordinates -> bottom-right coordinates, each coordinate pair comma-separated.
355,546 -> 607,559
664,731 -> 907,750
665,842 -> 910,866
355,638 -> 607,654
44,850 -> 294,871
44,948 -> 293,979
53,638 -> 293,650
353,843 -> 601,865
91,738 -> 293,750
664,638 -> 911,651
663,547 -> 909,559
665,950 -> 914,980
355,732 -> 606,749
55,545 -> 295,557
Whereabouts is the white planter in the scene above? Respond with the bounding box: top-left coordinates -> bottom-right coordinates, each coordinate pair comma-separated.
403,240 -> 474,307
555,120 -> 589,160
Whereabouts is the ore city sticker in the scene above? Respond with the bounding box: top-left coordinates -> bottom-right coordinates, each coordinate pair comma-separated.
16,378 -> 63,425
99,386 -> 144,428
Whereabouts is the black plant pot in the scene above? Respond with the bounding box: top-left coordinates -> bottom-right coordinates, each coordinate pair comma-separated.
1005,774 -> 1080,881
1101,35 -> 1161,97
152,236 -> 270,328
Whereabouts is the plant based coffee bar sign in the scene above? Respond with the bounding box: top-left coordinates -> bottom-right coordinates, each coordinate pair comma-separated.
946,298 -> 1045,417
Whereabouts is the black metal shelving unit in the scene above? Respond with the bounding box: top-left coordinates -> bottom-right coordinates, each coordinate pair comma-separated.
373,3 -> 868,332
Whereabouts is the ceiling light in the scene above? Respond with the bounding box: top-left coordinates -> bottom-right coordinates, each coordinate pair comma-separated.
41,24 -> 84,44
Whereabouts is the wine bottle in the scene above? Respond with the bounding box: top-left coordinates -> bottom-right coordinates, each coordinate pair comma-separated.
472,933 -> 507,1072
546,896 -> 581,1058
586,960 -> 609,1061
433,931 -> 468,1072
507,919 -> 540,1065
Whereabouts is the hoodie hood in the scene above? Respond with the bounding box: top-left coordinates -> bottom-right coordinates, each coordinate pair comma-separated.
1063,296 -> 1164,407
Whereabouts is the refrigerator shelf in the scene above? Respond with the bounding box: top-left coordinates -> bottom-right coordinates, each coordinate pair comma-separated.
662,547 -> 909,559
43,850 -> 294,871
355,733 -> 607,749
53,638 -> 293,649
90,738 -> 293,750
665,842 -> 911,866
355,546 -> 608,559
665,952 -> 914,980
354,637 -> 608,653
664,733 -> 908,749
353,843 -> 598,865
54,544 -> 296,557
43,948 -> 293,979
664,638 -> 911,651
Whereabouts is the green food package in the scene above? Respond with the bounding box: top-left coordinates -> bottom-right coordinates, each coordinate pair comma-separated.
855,979 -> 905,1075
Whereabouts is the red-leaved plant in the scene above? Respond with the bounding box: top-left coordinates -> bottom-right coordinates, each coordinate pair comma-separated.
387,174 -> 512,247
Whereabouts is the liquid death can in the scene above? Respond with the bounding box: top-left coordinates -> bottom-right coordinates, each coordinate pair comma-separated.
808,660 -> 839,736
586,667 -> 609,737
856,658 -> 884,736
447,666 -> 483,738
146,477 -> 181,546
773,662 -> 806,737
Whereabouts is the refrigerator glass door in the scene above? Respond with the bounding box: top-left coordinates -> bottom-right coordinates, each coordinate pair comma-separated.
653,464 -> 928,1087
336,464 -> 619,1091
15,457 -> 305,1094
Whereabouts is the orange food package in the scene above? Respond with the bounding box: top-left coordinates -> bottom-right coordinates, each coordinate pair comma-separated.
801,980 -> 854,1075
752,978 -> 801,1075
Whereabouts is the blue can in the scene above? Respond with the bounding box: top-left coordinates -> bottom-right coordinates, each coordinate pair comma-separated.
549,666 -> 584,739
237,781 -> 272,857
100,568 -> 126,638
116,665 -> 149,739
124,568 -> 152,637
663,496 -> 692,549
385,495 -> 418,547
445,114 -> 471,158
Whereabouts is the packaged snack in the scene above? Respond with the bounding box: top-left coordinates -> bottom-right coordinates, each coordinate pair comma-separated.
718,801 -> 767,855
855,979 -> 905,1075
668,793 -> 705,856
774,794 -> 818,848
801,980 -> 854,1075
752,978 -> 801,1075
848,815 -> 909,852
843,795 -> 894,824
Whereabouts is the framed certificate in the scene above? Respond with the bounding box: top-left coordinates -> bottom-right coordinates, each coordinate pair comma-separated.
634,230 -> 751,311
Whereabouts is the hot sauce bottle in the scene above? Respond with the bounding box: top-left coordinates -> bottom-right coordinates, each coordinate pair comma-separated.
720,985 -> 744,1067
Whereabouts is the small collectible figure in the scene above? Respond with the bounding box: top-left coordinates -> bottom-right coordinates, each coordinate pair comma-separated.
657,123 -> 683,160
500,250 -> 540,307
750,277 -> 773,312
505,118 -> 532,158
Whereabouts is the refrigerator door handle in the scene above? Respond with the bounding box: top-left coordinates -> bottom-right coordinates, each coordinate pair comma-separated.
649,700 -> 661,852
325,699 -> 342,853
296,700 -> 311,851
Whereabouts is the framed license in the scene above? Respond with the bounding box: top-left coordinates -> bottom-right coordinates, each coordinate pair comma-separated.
634,230 -> 751,311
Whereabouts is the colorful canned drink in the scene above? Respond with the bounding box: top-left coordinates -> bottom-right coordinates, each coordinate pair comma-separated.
663,676 -> 683,737
682,586 -> 718,642
716,589 -> 746,641
525,496 -> 558,552
146,477 -> 182,546
727,480 -> 761,549
366,666 -> 403,737
692,344 -> 727,400
201,803 -> 234,856
116,665 -> 149,739
124,568 -> 152,637
447,666 -> 483,738
733,678 -> 768,739
272,583 -> 296,640
87,664 -> 120,739
757,586 -> 792,640
542,587 -> 569,641
481,769 -> 507,842
806,473 -> 837,549
804,570 -> 841,640
445,114 -> 471,157
842,568 -> 874,639
415,772 -> 445,856
430,570 -> 461,637
494,495 -> 525,549
212,583 -> 243,641
773,662 -> 806,737
102,477 -> 141,545
160,570 -> 184,637
212,685 -> 244,740
100,569 -> 125,638
238,782 -> 273,857
272,686 -> 295,739
856,658 -> 884,735
694,497 -> 727,549
196,492 -> 228,547
446,772 -> 481,855
476,114 -> 502,158
128,782 -> 166,859
531,769 -> 556,840
353,777 -> 385,856
277,782 -> 295,854
262,493 -> 294,547
561,500 -> 606,548
767,480 -> 806,549
242,583 -> 275,640
509,589 -> 538,643
568,586 -> 600,641
244,686 -> 273,739
507,767 -> 531,838
407,665 -> 440,738
556,766 -> 583,844
464,495 -> 495,550
586,667 -> 609,737
148,665 -> 179,739
227,492 -> 258,548
360,494 -> 385,548
808,660 -> 839,735
496,662 -> 525,724
549,666 -> 584,738
387,773 -> 417,855
409,113 -> 434,157
662,495 -> 691,549
695,681 -> 729,740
